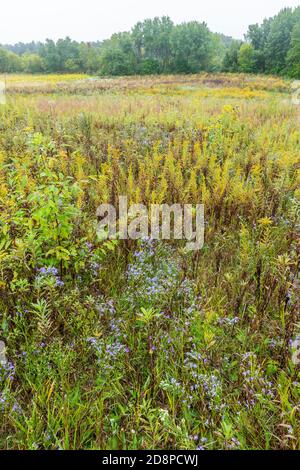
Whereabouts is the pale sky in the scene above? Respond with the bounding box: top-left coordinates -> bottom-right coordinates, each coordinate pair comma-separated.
1,0 -> 299,44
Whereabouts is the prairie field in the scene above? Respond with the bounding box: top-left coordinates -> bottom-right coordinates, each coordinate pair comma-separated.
0,73 -> 300,450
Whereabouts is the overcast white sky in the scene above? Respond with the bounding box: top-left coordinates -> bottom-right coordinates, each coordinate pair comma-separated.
1,0 -> 299,44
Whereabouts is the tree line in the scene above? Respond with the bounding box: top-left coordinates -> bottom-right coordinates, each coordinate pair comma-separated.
1,7 -> 300,77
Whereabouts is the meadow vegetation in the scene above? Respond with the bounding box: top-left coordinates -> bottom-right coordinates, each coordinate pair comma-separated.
0,72 -> 299,450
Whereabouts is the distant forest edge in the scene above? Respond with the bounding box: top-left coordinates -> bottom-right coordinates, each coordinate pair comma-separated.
1,7 -> 300,78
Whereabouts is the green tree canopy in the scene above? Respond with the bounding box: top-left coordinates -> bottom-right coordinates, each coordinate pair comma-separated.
170,22 -> 214,73
238,44 -> 257,73
287,21 -> 300,78
1,10 -> 300,78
